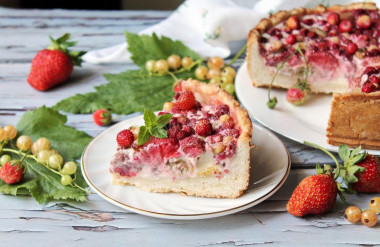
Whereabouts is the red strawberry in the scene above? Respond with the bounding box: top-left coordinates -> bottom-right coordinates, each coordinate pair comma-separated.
195,119 -> 213,137
116,129 -> 135,148
339,20 -> 353,33
287,174 -> 337,216
0,162 -> 24,185
93,109 -> 112,126
286,87 -> 307,105
180,136 -> 205,157
351,154 -> 380,193
176,91 -> 196,110
27,33 -> 86,91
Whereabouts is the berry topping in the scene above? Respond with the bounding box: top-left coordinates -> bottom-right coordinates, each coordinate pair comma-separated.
302,18 -> 314,26
116,129 -> 135,148
176,90 -> 196,110
346,42 -> 358,55
357,14 -> 372,29
0,162 -> 24,185
287,16 -> 300,30
180,136 -> 205,157
286,87 -> 307,105
195,119 -> 213,137
327,12 -> 340,25
361,82 -> 377,93
339,19 -> 353,33
350,154 -> 380,193
167,125 -> 181,138
285,34 -> 297,45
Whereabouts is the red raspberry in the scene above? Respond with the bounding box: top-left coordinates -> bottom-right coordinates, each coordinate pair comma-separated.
195,119 -> 213,137
0,162 -> 24,185
116,129 -> 134,148
346,42 -> 358,55
176,91 -> 196,110
327,12 -> 340,25
180,136 -> 205,157
339,20 -> 353,33
285,34 -> 297,45
357,15 -> 372,29
287,16 -> 300,30
361,82 -> 377,93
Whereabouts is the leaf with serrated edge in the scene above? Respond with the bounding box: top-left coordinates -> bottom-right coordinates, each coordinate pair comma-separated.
138,126 -> 151,145
143,109 -> 156,128
152,127 -> 167,138
338,144 -> 350,161
350,145 -> 362,157
156,114 -> 172,128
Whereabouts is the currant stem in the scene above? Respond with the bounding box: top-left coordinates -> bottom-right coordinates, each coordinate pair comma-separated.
304,141 -> 341,181
227,43 -> 247,66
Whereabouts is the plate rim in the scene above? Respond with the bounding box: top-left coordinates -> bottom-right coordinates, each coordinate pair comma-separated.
81,116 -> 291,220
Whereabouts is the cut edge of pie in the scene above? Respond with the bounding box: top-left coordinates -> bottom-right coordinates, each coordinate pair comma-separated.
110,79 -> 253,199
246,2 -> 379,94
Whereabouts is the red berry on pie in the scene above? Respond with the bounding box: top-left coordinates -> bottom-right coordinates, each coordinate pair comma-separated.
362,82 -> 377,93
327,12 -> 340,25
357,14 -> 372,29
195,119 -> 213,137
176,90 -> 196,110
285,34 -> 297,45
180,136 -> 206,157
116,129 -> 135,148
0,162 -> 24,185
93,109 -> 112,126
287,16 -> 300,30
339,19 -> 353,33
346,42 -> 358,55
369,75 -> 380,85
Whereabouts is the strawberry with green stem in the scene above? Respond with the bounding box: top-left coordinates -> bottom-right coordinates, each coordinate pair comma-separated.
27,33 -> 86,91
267,45 -> 311,109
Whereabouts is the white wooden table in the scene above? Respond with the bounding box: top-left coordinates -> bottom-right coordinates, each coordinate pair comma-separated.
0,7 -> 379,246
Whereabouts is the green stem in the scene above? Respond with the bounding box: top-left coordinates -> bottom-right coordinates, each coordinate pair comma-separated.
304,141 -> 341,181
227,43 -> 247,66
295,46 -> 310,86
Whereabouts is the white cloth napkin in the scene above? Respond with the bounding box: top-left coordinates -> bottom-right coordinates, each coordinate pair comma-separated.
83,0 -> 379,64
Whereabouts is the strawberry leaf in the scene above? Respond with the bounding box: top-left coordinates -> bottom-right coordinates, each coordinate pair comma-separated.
316,164 -> 323,174
126,31 -> 200,68
338,144 -> 350,161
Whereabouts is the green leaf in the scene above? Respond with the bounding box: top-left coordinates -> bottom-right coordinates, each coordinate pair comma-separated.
338,144 -> 350,161
126,31 -> 200,68
151,127 -> 167,138
54,70 -> 196,114
16,106 -> 92,161
349,153 -> 366,165
350,146 -> 362,157
316,164 -> 323,174
143,109 -> 156,128
156,113 -> 173,128
138,126 -> 151,145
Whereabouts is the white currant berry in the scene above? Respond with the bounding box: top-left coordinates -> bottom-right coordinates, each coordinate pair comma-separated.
16,135 -> 33,151
61,161 -> 77,175
207,69 -> 221,80
167,54 -> 181,69
154,59 -> 169,74
36,150 -> 51,165
0,128 -> 6,142
145,60 -> 156,72
31,137 -> 50,155
181,57 -> 193,68
61,175 -> 73,186
195,66 -> 208,80
0,155 -> 11,165
48,154 -> 63,170
221,66 -> 236,78
4,125 -> 17,140
207,56 -> 224,70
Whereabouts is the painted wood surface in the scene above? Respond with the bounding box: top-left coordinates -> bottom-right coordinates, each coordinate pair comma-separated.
0,7 -> 379,246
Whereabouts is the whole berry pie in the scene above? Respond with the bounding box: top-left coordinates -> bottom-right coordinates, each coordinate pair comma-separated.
246,2 -> 380,149
110,79 -> 252,198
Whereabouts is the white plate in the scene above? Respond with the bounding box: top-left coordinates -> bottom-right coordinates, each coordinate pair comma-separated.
81,115 -> 290,220
235,62 -> 380,155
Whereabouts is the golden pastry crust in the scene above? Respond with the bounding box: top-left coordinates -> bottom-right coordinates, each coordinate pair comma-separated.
327,91 -> 380,150
247,2 -> 378,88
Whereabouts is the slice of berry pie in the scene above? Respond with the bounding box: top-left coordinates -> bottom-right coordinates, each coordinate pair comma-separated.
247,2 -> 379,93
110,79 -> 252,198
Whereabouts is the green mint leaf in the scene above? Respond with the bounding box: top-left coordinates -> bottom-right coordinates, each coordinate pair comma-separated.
155,113 -> 172,128
126,31 -> 200,68
338,144 -> 350,162
138,126 -> 151,145
151,127 -> 168,139
16,106 -> 92,161
144,109 -> 157,128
